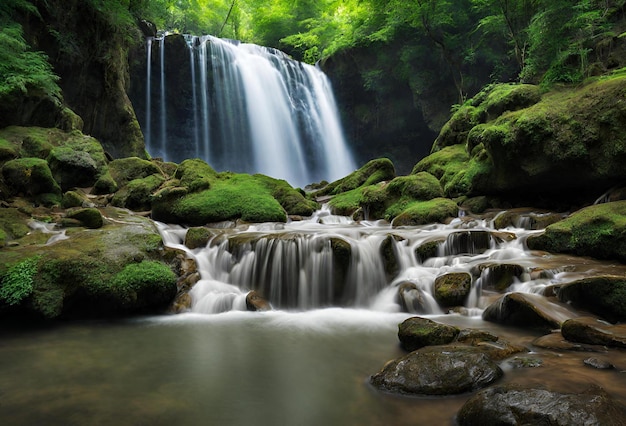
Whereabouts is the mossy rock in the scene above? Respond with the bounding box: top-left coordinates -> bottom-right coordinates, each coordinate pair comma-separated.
1,158 -> 62,197
314,158 -> 395,197
434,272 -> 472,307
392,198 -> 459,227
398,316 -> 461,352
415,239 -> 443,262
387,172 -> 444,200
62,190 -> 90,208
47,147 -> 99,190
108,157 -> 162,188
154,173 -> 287,225
254,174 -> 318,216
557,276 -> 626,323
526,201 -> 626,262
174,158 -> 216,192
0,212 -> 182,319
0,208 -> 31,246
0,138 -> 18,162
66,208 -> 104,229
111,174 -> 165,211
92,169 -> 118,194
380,234 -> 403,281
185,227 -> 215,249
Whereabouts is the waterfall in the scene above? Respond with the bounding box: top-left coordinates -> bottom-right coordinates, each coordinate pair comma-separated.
141,34 -> 356,188
145,37 -> 152,153
156,207 -> 597,315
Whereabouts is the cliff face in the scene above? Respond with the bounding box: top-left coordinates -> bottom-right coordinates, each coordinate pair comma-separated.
12,0 -> 146,159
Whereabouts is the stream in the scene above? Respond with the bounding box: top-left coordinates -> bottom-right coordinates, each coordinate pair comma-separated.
1,207 -> 626,425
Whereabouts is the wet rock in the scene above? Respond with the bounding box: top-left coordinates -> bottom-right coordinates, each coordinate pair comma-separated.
184,227 -> 215,249
502,356 -> 543,369
482,292 -> 580,331
443,230 -> 491,256
471,338 -> 526,361
584,357 -> 615,370
246,290 -> 271,311
414,239 -> 442,262
457,384 -> 626,426
397,316 -> 460,351
533,331 -> 608,352
433,272 -> 472,308
370,346 -> 503,395
392,198 -> 459,227
66,207 -> 103,229
557,275 -> 626,323
396,282 -> 427,314
380,234 -> 403,281
455,328 -> 498,345
475,263 -> 524,292
561,317 -> 626,348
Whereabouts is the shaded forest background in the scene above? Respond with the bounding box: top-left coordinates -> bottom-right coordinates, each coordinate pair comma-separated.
2,0 -> 626,172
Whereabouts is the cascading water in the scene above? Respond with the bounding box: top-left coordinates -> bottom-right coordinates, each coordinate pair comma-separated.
157,207 -> 621,315
141,34 -> 356,188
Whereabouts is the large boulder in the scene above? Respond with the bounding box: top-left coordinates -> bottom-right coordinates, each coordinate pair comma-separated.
457,384 -> 626,425
0,209 -> 183,319
561,317 -> 626,348
527,201 -> 626,263
482,292 -> 580,331
370,346 -> 503,395
556,275 -> 626,323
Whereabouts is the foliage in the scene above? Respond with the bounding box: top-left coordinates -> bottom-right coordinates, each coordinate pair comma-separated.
0,256 -> 40,305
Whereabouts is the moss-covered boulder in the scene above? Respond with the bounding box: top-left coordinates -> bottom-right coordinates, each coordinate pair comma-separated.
476,263 -> 524,292
184,227 -> 215,249
111,174 -> 165,211
392,198 -> 459,227
0,208 -> 31,247
65,207 -> 103,229
414,239 -> 443,262
433,272 -> 472,308
557,276 -> 626,323
398,316 -> 460,351
108,157 -> 163,188
314,158 -> 395,197
527,201 -> 626,262
420,77 -> 626,205
0,210 -> 182,319
1,158 -> 62,201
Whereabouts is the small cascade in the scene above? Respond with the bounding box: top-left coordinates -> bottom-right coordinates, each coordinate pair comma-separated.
156,205 -> 623,316
138,34 -> 356,188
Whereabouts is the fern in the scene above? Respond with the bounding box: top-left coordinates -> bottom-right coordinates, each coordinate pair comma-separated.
0,256 -> 40,306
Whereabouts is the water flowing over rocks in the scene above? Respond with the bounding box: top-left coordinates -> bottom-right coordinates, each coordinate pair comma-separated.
482,292 -> 581,331
561,317 -> 626,348
457,384 -> 626,425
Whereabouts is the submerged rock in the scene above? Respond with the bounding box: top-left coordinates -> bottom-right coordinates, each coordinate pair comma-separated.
457,384 -> 626,426
561,317 -> 626,348
370,346 -> 503,395
395,282 -> 427,314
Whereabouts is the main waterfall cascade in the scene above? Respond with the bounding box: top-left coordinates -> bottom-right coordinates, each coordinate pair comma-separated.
157,207 -> 610,315
142,33 -> 356,188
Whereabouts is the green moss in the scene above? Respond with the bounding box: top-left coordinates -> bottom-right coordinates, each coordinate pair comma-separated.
0,208 -> 30,242
62,190 -> 87,208
392,198 -> 459,227
111,174 -> 165,211
387,173 -> 443,200
174,158 -> 216,192
527,201 -> 626,261
92,169 -> 118,194
185,227 -> 214,249
254,174 -> 318,216
108,157 -> 162,188
314,158 -> 395,196
66,207 -> 104,229
1,157 -> 62,197
104,261 -> 177,309
0,256 -> 39,305
0,137 -> 18,162
482,84 -> 542,119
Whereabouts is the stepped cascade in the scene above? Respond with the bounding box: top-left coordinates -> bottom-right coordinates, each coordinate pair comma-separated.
158,207 -> 623,315
141,34 -> 356,188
